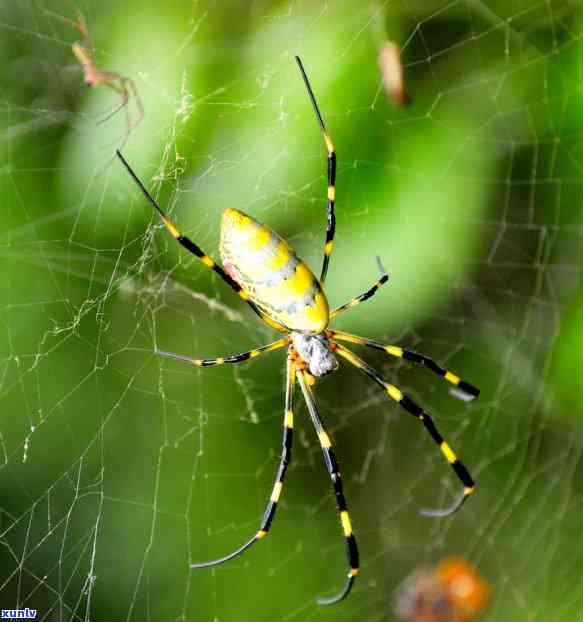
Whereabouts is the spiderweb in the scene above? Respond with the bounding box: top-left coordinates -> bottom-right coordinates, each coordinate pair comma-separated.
1,1 -> 582,620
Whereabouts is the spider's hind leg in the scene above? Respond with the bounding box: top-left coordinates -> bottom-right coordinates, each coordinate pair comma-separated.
333,342 -> 475,517
296,369 -> 359,605
190,353 -> 296,568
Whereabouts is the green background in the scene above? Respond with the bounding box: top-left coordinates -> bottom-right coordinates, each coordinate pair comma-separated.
1,0 -> 582,620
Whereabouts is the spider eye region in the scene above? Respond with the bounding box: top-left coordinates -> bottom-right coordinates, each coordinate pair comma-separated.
292,332 -> 338,377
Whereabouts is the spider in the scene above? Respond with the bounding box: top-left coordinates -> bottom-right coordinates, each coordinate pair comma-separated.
49,6 -> 143,149
116,56 -> 479,606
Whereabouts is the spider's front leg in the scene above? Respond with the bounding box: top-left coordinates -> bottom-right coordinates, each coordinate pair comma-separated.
295,56 -> 337,286
117,152 -> 288,333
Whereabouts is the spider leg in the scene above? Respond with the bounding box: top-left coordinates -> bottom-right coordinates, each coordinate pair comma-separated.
333,343 -> 475,517
44,6 -> 92,48
191,353 -> 296,568
69,3 -> 92,48
96,77 -> 129,124
124,77 -> 144,128
156,337 -> 289,367
118,87 -> 132,153
295,56 -> 336,287
330,256 -> 389,319
97,76 -> 143,130
96,79 -> 141,154
116,151 -> 287,332
116,78 -> 143,153
329,330 -> 479,401
296,369 -> 358,605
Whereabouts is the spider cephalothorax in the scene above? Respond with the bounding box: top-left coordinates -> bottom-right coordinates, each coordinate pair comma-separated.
292,332 -> 338,377
117,56 -> 480,607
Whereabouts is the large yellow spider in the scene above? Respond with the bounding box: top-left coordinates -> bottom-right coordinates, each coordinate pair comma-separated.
116,56 -> 479,606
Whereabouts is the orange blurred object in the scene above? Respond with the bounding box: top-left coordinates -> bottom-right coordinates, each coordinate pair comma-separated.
394,557 -> 491,622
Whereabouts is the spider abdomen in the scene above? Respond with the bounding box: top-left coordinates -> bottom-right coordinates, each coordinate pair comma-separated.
220,208 -> 329,333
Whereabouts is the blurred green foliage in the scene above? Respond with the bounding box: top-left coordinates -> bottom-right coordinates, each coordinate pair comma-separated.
1,1 -> 583,621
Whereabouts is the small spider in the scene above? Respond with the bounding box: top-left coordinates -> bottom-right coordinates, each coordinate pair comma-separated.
116,57 -> 479,606
50,6 -> 143,148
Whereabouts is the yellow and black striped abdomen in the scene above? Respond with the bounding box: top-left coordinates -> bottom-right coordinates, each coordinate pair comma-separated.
219,208 -> 329,333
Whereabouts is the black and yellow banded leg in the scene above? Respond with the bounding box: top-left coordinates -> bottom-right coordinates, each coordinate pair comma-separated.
256,355 -> 296,538
156,337 -> 289,368
296,369 -> 359,605
116,151 -> 287,333
190,356 -> 296,569
330,257 -> 389,319
295,56 -> 336,287
329,331 -> 479,401
334,344 -> 475,518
